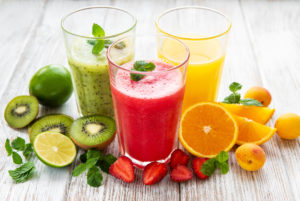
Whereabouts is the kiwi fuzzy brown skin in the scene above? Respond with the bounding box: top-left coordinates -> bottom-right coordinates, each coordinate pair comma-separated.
4,95 -> 39,129
71,132 -> 116,150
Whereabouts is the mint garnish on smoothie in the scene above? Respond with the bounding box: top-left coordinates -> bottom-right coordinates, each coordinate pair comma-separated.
130,60 -> 156,81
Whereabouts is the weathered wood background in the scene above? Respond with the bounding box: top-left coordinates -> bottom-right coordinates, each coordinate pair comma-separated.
0,0 -> 299,200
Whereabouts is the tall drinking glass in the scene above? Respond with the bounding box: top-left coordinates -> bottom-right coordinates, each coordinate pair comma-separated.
61,6 -> 136,117
156,6 -> 231,112
107,35 -> 190,167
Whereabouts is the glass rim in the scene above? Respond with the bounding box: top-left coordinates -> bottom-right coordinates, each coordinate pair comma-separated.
61,6 -> 137,39
155,6 -> 232,40
107,34 -> 190,75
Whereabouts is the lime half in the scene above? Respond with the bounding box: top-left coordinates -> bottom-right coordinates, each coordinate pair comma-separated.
33,131 -> 76,168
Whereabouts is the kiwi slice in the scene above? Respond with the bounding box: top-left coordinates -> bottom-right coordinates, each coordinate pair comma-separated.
70,115 -> 116,150
4,95 -> 39,128
29,114 -> 73,142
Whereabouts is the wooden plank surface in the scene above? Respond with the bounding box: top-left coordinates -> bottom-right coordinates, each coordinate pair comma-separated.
0,0 -> 299,201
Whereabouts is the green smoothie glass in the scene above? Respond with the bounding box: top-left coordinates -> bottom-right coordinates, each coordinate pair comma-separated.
61,6 -> 136,117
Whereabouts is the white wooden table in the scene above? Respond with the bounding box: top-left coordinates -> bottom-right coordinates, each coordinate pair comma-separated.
0,0 -> 299,200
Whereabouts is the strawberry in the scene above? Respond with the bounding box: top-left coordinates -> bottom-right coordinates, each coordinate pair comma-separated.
170,149 -> 190,169
143,162 -> 168,185
192,157 -> 209,180
170,165 -> 193,182
109,156 -> 135,183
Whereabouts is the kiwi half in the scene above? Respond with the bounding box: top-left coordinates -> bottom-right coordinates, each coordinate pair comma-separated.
4,95 -> 39,128
29,114 -> 73,142
70,115 -> 116,150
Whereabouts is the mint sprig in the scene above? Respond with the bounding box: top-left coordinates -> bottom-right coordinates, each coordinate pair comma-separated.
91,23 -> 105,55
223,82 -> 262,106
72,149 -> 116,187
201,151 -> 230,176
8,161 -> 35,183
130,60 -> 156,81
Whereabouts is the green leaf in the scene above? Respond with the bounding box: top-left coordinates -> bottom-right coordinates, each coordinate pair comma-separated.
12,152 -> 23,164
97,154 -> 117,174
130,73 -> 145,81
223,93 -> 241,104
92,23 -> 105,37
130,61 -> 156,81
72,163 -> 87,177
23,143 -> 34,160
87,166 -> 103,187
92,40 -> 105,55
240,98 -> 263,106
87,149 -> 103,160
215,151 -> 228,163
216,162 -> 229,174
86,158 -> 99,169
87,40 -> 97,46
104,40 -> 113,48
114,41 -> 126,49
5,139 -> 12,156
8,161 -> 35,183
229,82 -> 242,93
201,158 -> 217,176
11,137 -> 25,151
80,152 -> 87,163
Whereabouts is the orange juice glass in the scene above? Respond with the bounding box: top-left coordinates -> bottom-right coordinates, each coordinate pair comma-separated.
156,6 -> 231,112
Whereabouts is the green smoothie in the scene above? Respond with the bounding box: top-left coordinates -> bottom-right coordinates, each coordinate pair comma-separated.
68,39 -> 132,117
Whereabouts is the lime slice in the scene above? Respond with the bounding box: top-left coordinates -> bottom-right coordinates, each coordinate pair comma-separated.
33,131 -> 76,168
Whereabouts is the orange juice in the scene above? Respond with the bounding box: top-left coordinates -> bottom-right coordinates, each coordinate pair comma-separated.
158,38 -> 225,112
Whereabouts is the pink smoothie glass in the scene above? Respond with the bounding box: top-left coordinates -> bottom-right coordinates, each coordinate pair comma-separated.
107,35 -> 189,168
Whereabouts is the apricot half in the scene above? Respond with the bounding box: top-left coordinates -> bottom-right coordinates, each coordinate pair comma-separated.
244,86 -> 272,107
275,113 -> 300,140
235,143 -> 266,171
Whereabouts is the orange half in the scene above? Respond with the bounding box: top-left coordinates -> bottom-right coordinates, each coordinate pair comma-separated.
179,102 -> 238,158
219,103 -> 275,124
234,115 -> 277,145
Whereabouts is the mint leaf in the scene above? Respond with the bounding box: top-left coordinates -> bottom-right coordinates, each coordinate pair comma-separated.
92,23 -> 105,37
23,143 -> 34,160
104,40 -> 113,48
12,152 -> 23,164
86,158 -> 99,169
80,152 -> 87,163
215,151 -> 228,163
229,82 -> 242,93
11,137 -> 25,151
87,40 -> 97,46
216,162 -> 229,174
240,98 -> 263,106
8,161 -> 35,183
97,154 -> 117,173
92,40 -> 105,55
72,163 -> 87,177
201,158 -> 217,176
223,93 -> 241,104
87,166 -> 103,187
130,61 -> 156,81
5,139 -> 12,156
114,41 -> 126,49
87,149 -> 103,161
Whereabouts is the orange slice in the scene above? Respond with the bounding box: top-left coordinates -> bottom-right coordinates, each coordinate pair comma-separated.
234,115 -> 277,145
219,103 -> 275,124
179,102 -> 238,158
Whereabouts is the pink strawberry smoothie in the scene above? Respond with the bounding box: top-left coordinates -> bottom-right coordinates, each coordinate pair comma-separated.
110,61 -> 185,165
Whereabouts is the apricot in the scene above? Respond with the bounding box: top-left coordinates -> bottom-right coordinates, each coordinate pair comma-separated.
244,86 -> 272,107
275,113 -> 300,140
235,143 -> 266,171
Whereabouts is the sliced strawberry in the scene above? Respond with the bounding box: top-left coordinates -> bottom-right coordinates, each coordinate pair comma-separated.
192,158 -> 209,180
170,165 -> 192,182
170,149 -> 190,169
109,156 -> 135,183
143,162 -> 168,185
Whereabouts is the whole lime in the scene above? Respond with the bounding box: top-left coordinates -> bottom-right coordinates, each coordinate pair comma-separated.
29,64 -> 73,107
